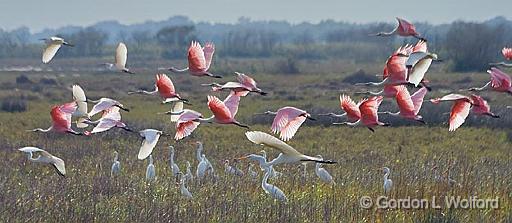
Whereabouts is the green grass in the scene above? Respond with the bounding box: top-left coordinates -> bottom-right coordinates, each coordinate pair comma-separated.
0,68 -> 511,222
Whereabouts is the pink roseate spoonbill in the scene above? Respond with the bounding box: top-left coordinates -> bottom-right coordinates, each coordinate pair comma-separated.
405,40 -> 439,87
256,106 -> 314,141
356,45 -> 412,95
40,36 -> 74,63
430,94 -> 475,131
169,41 -> 222,78
379,86 -> 427,124
83,107 -> 133,134
29,102 -> 89,135
334,96 -> 389,132
128,73 -> 189,104
240,131 -> 336,167
202,72 -> 267,96
72,84 -> 89,128
174,92 -> 248,141
137,129 -> 170,160
319,94 -> 361,121
467,68 -> 512,95
371,17 -> 422,39
489,47 -> 512,67
19,147 -> 66,177
87,97 -> 129,117
205,92 -> 249,128
174,109 -> 203,140
469,94 -> 499,118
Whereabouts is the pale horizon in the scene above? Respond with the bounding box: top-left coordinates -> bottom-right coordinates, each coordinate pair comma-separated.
1,0 -> 511,32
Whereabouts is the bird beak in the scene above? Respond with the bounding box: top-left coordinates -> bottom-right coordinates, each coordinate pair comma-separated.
235,155 -> 248,161
307,116 -> 316,121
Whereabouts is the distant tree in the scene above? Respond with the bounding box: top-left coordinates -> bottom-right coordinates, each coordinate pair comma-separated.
445,21 -> 507,72
156,25 -> 196,59
61,27 -> 108,57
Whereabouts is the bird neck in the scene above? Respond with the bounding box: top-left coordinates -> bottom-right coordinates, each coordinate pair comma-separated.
262,169 -> 270,187
33,127 -> 52,132
384,172 -> 390,181
198,116 -> 215,123
170,67 -> 189,73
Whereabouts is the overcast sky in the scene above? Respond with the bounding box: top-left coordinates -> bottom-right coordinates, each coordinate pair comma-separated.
2,0 -> 511,32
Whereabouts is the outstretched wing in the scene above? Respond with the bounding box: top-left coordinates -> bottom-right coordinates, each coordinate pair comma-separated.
203,42 -> 215,70
42,43 -> 61,63
115,42 -> 128,69
188,41 -> 207,72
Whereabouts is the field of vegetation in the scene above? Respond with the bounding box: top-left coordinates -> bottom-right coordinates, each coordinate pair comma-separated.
0,62 -> 511,222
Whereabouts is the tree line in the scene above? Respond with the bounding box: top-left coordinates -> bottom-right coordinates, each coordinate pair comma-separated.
0,17 -> 511,72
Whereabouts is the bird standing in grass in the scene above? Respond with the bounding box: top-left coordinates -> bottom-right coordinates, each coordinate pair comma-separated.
315,155 -> 335,185
383,167 -> 393,194
146,155 -> 156,181
261,166 -> 287,202
111,151 -> 120,176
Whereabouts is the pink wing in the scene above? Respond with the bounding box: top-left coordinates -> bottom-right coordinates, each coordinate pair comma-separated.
51,105 -> 72,132
412,39 -> 428,53
488,67 -> 512,90
502,47 -> 512,60
156,73 -> 176,98
280,116 -> 307,141
223,91 -> 241,118
410,87 -> 428,114
236,72 -> 257,89
359,96 -> 383,126
339,94 -> 361,122
449,100 -> 471,131
175,110 -> 202,140
175,121 -> 200,140
89,100 -> 118,117
188,41 -> 207,72
59,101 -> 78,114
207,95 -> 232,122
469,94 -> 491,115
101,107 -> 121,121
203,42 -> 215,71
271,107 -> 305,134
395,86 -> 416,117
430,94 -> 472,104
396,17 -> 419,37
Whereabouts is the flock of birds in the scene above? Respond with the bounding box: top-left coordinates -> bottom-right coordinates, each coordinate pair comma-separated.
18,17 -> 512,202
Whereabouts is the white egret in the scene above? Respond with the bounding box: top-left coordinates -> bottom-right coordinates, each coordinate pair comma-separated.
111,151 -> 121,176
224,160 -> 244,176
184,161 -> 194,183
315,155 -> 335,185
196,154 -> 209,180
248,163 -> 258,181
40,36 -> 73,63
138,129 -> 164,160
146,155 -> 156,181
19,147 -> 66,177
242,131 -> 336,167
179,173 -> 193,199
194,141 -> 214,176
169,146 -> 180,177
261,166 -> 287,202
72,84 -> 88,128
103,42 -> 134,74
383,167 -> 393,194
